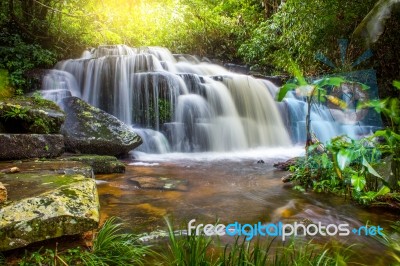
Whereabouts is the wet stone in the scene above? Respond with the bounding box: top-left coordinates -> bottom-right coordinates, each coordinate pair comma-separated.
128,176 -> 188,191
61,155 -> 125,174
0,166 -> 99,251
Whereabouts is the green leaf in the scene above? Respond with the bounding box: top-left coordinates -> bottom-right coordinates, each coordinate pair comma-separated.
337,149 -> 352,170
375,185 -> 390,197
289,62 -> 307,86
362,157 -> 382,178
393,80 -> 400,89
313,77 -> 345,88
277,83 -> 297,101
351,173 -> 366,191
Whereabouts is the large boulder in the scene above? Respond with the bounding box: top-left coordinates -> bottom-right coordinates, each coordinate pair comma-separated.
60,97 -> 142,156
0,134 -> 64,160
0,161 -> 99,251
0,96 -> 65,134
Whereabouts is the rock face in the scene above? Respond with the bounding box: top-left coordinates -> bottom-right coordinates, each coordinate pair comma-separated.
60,97 -> 142,156
0,97 -> 65,134
63,155 -> 125,174
0,134 -> 64,160
0,182 -> 7,203
0,161 -> 99,251
273,157 -> 303,171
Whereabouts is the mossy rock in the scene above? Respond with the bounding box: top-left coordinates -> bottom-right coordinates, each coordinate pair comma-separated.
0,96 -> 65,134
60,97 -> 142,156
0,134 -> 64,160
62,155 -> 125,174
0,160 -> 93,179
0,173 -> 99,251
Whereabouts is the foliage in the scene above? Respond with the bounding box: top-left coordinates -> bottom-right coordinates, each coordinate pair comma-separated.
148,98 -> 173,128
18,217 -> 151,266
18,247 -> 86,266
163,218 -> 215,265
0,69 -> 14,99
277,61 -> 346,148
379,222 -> 400,263
289,134 -> 394,204
288,81 -> 400,204
85,217 -> 150,265
162,218 -> 353,265
0,32 -> 56,91
2,106 -> 29,121
238,0 -> 378,74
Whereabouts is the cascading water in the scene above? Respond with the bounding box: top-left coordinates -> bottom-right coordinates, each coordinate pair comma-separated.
41,45 -> 378,153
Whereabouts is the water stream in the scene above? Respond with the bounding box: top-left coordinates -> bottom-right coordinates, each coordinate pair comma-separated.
41,45 -> 394,263
96,149 -> 397,264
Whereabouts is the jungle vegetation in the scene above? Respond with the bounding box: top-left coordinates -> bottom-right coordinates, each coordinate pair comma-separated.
0,0 -> 398,98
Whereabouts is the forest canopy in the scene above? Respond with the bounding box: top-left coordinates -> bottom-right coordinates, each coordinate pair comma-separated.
0,0 -> 399,95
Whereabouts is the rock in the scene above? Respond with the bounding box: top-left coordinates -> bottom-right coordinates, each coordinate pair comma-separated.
0,160 -> 93,179
0,96 -> 65,134
257,160 -> 265,164
62,155 -> 125,174
0,134 -> 64,160
0,182 -> 7,203
128,176 -> 188,191
273,157 -> 303,171
224,63 -> 249,74
0,167 -> 20,174
310,132 -> 325,153
0,171 -> 99,251
281,174 -> 293,183
59,97 -> 142,156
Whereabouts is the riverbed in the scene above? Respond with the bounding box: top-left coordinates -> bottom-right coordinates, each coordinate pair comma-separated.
96,147 -> 398,265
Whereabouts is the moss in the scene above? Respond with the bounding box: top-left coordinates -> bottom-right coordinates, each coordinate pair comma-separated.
1,96 -> 62,112
0,96 -> 65,134
63,155 -> 125,174
0,176 -> 99,251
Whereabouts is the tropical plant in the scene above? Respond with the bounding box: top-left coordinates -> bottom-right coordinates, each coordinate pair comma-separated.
277,62 -> 346,149
2,106 -> 29,120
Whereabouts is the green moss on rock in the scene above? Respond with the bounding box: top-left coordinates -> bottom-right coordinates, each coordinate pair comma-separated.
63,155 -> 125,174
0,174 -> 99,251
60,97 -> 142,156
0,96 -> 65,134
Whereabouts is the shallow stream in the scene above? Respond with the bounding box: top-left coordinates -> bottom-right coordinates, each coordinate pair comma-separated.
96,147 -> 398,264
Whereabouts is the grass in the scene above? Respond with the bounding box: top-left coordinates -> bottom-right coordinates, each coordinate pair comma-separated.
160,218 -> 355,266
162,218 -> 215,265
14,217 -> 400,265
18,217 -> 152,266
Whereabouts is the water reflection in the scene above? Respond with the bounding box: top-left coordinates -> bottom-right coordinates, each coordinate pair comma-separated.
96,150 -> 398,264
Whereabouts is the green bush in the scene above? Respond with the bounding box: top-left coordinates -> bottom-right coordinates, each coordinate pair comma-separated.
0,33 -> 56,91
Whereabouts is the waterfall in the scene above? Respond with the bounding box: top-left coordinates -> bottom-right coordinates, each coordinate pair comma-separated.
42,44 -> 377,153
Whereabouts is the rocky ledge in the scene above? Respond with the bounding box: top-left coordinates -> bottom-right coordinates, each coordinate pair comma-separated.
0,134 -> 64,160
0,161 -> 99,251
